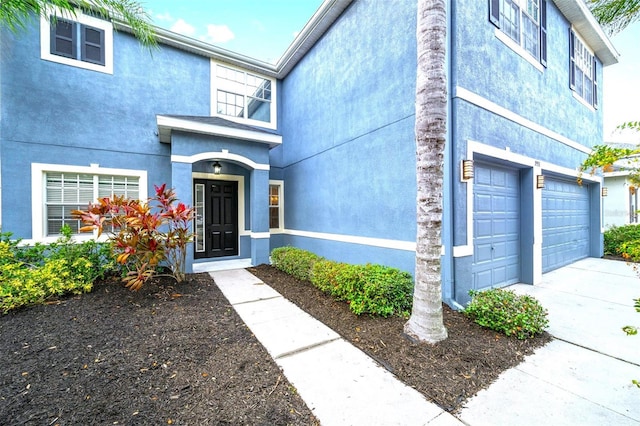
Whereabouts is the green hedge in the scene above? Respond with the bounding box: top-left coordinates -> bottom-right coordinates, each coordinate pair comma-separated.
604,224 -> 640,259
271,247 -> 413,317
463,289 -> 549,340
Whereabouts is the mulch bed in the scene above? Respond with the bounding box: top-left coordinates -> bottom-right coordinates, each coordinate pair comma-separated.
0,273 -> 317,425
1,266 -> 551,425
248,265 -> 552,413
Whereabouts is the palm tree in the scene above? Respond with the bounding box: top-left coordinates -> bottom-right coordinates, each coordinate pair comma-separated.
403,0 -> 448,344
0,0 -> 155,46
588,0 -> 640,36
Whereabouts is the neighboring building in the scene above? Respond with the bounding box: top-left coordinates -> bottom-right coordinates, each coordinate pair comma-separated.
0,0 -> 618,307
602,143 -> 640,228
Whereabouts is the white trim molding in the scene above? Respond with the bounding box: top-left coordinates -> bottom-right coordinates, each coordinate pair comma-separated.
250,232 -> 271,239
173,150 -> 270,171
157,115 -> 282,147
40,9 -> 114,74
284,229 -> 416,252
454,86 -> 591,154
31,163 -> 148,241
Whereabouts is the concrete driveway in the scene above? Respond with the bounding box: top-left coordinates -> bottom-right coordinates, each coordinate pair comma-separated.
458,258 -> 640,425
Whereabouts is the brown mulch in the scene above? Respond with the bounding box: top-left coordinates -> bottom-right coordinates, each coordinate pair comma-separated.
248,265 -> 552,413
0,273 -> 317,426
0,266 -> 551,425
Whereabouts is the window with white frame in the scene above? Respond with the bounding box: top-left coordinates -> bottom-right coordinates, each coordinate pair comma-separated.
489,0 -> 547,66
212,63 -> 276,128
269,182 -> 283,230
570,30 -> 598,108
40,11 -> 114,74
43,171 -> 140,236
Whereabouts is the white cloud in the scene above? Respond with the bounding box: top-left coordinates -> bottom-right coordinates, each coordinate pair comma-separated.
154,12 -> 174,22
171,19 -> 196,37
200,24 -> 235,44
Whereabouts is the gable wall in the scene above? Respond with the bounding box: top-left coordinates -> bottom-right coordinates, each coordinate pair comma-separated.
274,0 -> 418,272
0,18 -> 210,238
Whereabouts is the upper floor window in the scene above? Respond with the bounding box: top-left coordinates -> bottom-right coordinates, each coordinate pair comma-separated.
51,18 -> 105,65
570,30 -> 598,109
40,11 -> 114,74
489,0 -> 547,67
212,63 -> 276,129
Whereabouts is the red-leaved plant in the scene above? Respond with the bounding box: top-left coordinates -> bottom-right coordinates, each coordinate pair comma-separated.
73,184 -> 193,290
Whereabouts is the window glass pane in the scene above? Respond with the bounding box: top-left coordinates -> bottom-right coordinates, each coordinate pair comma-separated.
247,98 -> 270,122
500,0 -> 521,43
194,184 -> 205,252
45,172 -> 139,236
269,207 -> 279,229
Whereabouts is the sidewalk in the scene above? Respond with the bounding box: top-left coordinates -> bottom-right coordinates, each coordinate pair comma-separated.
458,258 -> 640,425
210,258 -> 640,426
210,268 -> 462,426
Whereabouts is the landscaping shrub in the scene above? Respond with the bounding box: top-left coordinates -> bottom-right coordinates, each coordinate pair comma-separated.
311,260 -> 361,299
73,184 -> 193,290
272,247 -> 414,317
271,247 -> 323,281
348,264 -> 413,317
0,226 -> 114,313
463,289 -> 549,340
603,224 -> 640,257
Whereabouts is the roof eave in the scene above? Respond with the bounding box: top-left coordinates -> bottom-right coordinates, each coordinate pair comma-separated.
553,0 -> 620,66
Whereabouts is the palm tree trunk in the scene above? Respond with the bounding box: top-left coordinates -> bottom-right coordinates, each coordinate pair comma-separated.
404,0 -> 448,344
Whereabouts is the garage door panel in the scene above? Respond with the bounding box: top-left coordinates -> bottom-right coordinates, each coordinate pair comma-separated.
542,177 -> 590,272
473,163 -> 521,291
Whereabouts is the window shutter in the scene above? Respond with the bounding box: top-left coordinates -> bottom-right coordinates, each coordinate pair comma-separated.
569,30 -> 576,90
489,0 -> 500,28
593,58 -> 598,109
81,25 -> 105,65
50,18 -> 77,59
540,0 -> 547,67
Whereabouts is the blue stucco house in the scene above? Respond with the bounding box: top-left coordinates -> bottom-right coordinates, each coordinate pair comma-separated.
0,0 -> 618,307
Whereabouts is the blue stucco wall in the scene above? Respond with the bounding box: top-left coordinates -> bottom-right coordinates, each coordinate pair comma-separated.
273,0 -> 418,273
0,18 -> 210,238
452,0 -> 604,153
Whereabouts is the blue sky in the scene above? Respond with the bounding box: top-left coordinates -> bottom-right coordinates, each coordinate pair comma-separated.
142,1 -> 639,144
143,0 -> 323,63
603,21 -> 640,144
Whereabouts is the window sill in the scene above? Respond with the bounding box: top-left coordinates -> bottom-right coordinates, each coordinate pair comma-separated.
571,91 -> 596,112
494,28 -> 544,73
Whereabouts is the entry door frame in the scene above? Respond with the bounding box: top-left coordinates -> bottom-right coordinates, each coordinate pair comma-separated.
194,177 -> 240,259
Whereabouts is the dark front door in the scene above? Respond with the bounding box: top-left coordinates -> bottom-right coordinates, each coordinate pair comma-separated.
195,179 -> 238,258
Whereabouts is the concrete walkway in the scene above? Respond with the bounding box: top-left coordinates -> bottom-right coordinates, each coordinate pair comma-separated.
210,268 -> 462,426
458,258 -> 640,425
210,258 -> 640,425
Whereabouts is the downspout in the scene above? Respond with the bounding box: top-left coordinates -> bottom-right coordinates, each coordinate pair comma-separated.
441,0 -> 459,309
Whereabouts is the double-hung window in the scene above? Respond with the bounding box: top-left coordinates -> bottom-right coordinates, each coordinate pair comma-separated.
40,11 -> 113,74
44,172 -> 140,236
489,0 -> 547,66
213,64 -> 276,129
570,30 -> 598,108
269,181 -> 284,231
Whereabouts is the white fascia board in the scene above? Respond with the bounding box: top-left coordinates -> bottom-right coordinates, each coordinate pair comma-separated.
554,0 -> 619,66
157,116 -> 282,147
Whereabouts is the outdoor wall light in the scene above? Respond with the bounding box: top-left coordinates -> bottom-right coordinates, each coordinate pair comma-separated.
602,187 -> 608,197
536,174 -> 545,189
461,160 -> 474,180
212,161 -> 222,175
